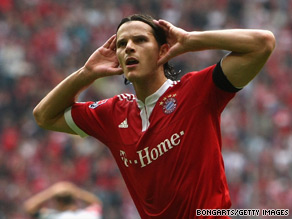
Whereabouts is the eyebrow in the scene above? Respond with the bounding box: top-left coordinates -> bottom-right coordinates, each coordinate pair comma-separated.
116,34 -> 150,45
116,38 -> 125,45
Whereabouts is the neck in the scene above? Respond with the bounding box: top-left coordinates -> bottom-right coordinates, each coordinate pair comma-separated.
133,73 -> 167,103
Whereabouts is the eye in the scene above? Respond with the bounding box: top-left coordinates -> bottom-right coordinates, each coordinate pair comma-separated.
136,37 -> 147,43
117,40 -> 127,48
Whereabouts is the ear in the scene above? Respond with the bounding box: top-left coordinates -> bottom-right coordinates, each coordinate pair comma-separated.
159,43 -> 169,59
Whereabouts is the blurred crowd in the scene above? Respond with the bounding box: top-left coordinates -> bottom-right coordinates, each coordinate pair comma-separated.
0,0 -> 291,218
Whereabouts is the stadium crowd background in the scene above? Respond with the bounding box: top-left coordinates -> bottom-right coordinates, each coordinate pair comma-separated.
0,0 -> 291,218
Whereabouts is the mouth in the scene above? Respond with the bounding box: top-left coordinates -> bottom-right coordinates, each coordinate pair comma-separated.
125,57 -> 139,67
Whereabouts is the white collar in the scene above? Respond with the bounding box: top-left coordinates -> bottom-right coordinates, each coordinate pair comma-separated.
136,79 -> 173,108
136,79 -> 173,132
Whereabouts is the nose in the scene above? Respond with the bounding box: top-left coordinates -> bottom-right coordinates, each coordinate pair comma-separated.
125,40 -> 135,54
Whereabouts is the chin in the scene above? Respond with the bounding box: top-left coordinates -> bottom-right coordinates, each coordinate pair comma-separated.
125,71 -> 150,83
126,76 -> 136,83
125,72 -> 139,82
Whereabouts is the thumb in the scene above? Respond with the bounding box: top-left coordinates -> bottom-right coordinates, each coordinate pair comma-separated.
110,67 -> 124,75
158,43 -> 184,66
158,45 -> 178,66
157,52 -> 171,66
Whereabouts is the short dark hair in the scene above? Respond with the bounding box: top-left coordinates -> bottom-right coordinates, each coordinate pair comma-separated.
117,14 -> 167,46
55,194 -> 75,206
117,14 -> 180,83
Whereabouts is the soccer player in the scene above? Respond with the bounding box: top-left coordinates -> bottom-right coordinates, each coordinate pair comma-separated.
23,181 -> 102,218
33,14 -> 275,218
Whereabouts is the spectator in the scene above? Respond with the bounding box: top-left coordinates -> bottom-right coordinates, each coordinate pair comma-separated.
23,181 -> 102,219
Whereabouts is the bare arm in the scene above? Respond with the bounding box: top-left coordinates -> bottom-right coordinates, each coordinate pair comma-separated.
156,20 -> 276,87
33,35 -> 123,134
23,181 -> 101,215
23,185 -> 57,215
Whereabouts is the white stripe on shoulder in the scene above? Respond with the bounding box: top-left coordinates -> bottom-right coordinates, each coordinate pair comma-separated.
64,106 -> 88,138
117,93 -> 136,102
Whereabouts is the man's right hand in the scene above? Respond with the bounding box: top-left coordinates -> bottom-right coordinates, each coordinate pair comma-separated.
84,34 -> 123,79
33,35 -> 123,134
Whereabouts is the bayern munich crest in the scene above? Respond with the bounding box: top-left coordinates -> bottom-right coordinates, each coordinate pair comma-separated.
160,94 -> 177,114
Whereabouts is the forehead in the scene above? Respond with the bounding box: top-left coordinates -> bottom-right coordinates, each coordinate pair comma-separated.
117,21 -> 154,40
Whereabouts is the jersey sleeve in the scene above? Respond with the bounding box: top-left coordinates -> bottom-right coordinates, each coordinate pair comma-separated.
212,60 -> 242,92
185,62 -> 237,114
64,98 -> 115,145
65,106 -> 89,138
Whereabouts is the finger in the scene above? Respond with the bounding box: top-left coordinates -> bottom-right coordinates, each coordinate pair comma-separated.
157,19 -> 173,32
158,19 -> 173,26
153,19 -> 160,27
158,44 -> 180,65
157,51 -> 172,66
110,67 -> 124,75
109,35 -> 117,51
153,19 -> 168,33
103,34 -> 116,49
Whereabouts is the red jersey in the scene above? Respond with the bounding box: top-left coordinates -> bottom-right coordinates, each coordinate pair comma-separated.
65,64 -> 236,218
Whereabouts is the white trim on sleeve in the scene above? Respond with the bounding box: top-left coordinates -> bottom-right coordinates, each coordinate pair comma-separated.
64,106 -> 88,138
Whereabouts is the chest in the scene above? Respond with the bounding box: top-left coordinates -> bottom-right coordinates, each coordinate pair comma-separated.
113,94 -> 212,172
117,91 -> 183,144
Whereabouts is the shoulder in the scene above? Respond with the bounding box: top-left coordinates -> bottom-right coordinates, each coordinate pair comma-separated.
116,93 -> 137,102
180,62 -> 241,93
75,93 -> 136,110
110,94 -> 137,112
181,64 -> 216,80
178,64 -> 216,90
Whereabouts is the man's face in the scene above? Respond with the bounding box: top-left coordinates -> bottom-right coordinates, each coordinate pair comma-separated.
116,21 -> 162,83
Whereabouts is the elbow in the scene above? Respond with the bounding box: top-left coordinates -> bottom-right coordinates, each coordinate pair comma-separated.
33,106 -> 43,128
33,105 -> 65,131
258,30 -> 276,56
33,105 -> 48,129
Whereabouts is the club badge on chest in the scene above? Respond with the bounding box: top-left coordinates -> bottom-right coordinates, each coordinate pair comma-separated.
159,94 -> 177,114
